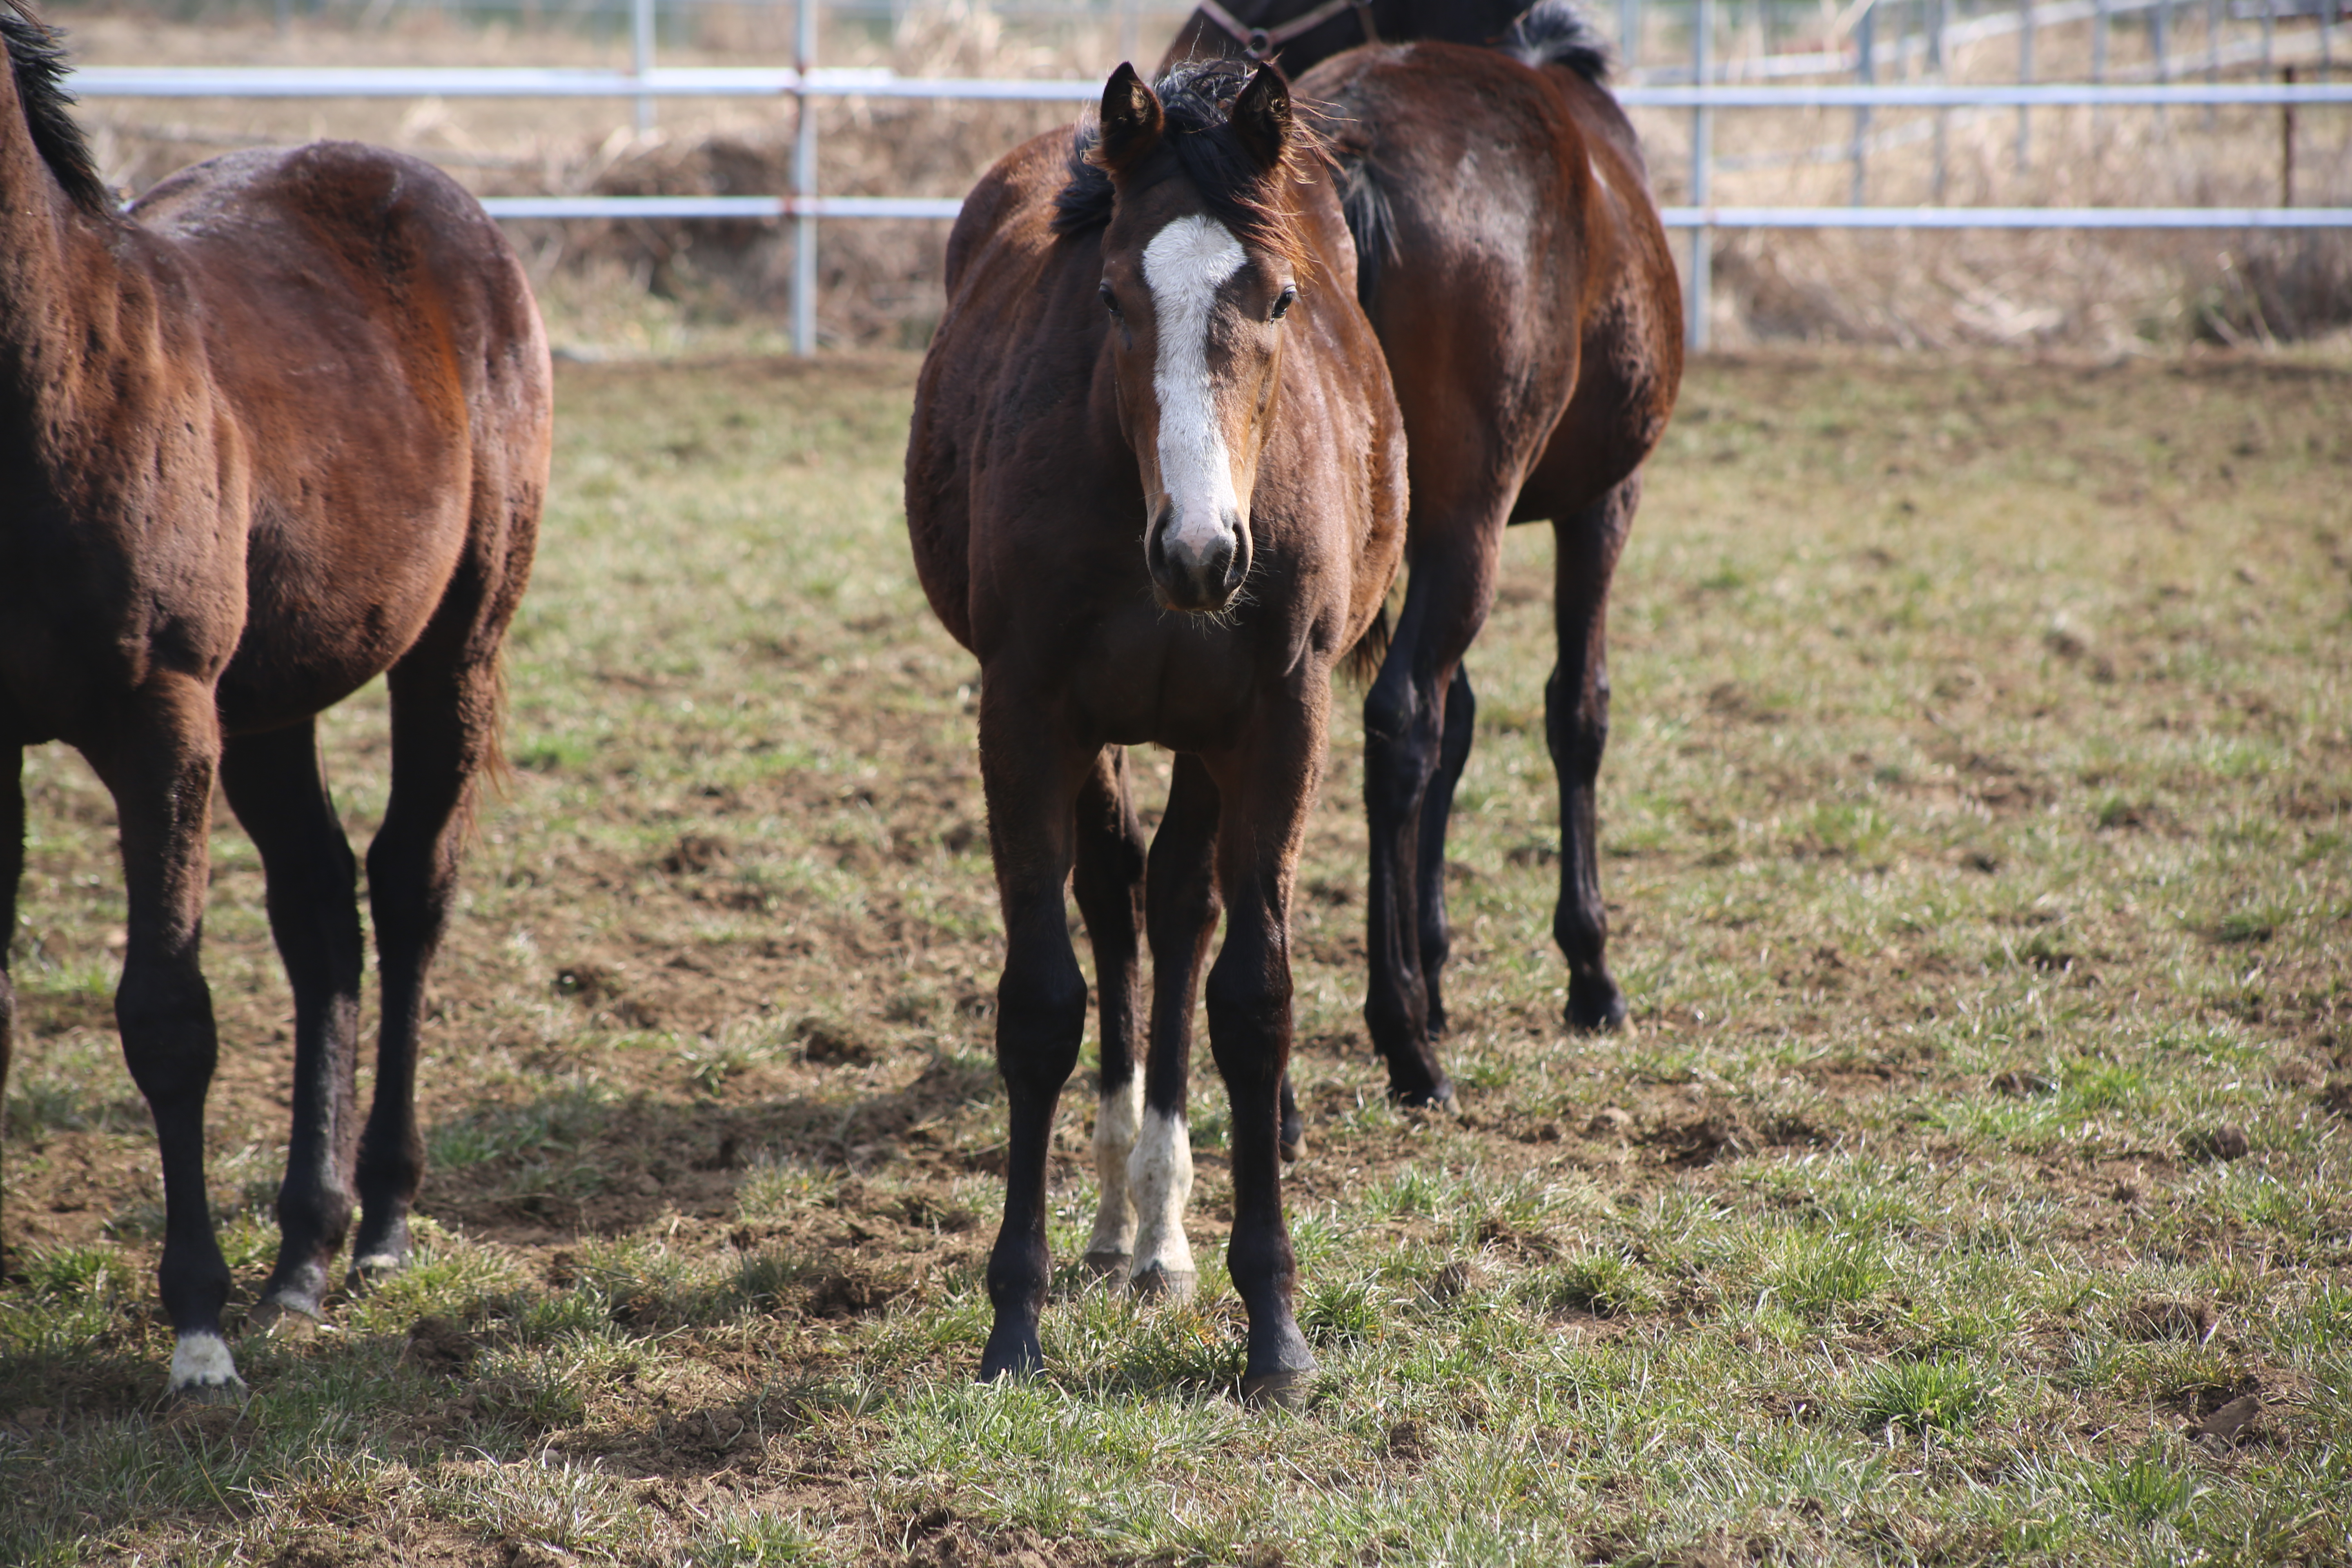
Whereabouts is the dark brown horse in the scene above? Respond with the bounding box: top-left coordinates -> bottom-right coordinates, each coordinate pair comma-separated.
906,59 -> 1403,1400
1166,1 -> 1682,1102
0,2 -> 549,1396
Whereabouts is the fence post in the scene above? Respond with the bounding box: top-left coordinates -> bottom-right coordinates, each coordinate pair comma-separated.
2261,0 -> 2274,72
1688,0 -> 1712,352
1852,0 -> 1874,204
2206,0 -> 2221,127
794,0 -> 817,357
2017,0 -> 2034,170
2153,0 -> 2168,85
1621,0 -> 1642,70
2283,65 -> 2297,205
1933,0 -> 1949,200
633,0 -> 655,132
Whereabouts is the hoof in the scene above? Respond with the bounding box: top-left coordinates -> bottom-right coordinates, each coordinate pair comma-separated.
245,1298 -> 327,1340
1128,1263 -> 1197,1302
1388,1076 -> 1455,1111
171,1377 -> 249,1408
1278,1128 -> 1307,1163
978,1325 -> 1043,1382
1081,1249 -> 1132,1281
1567,980 -> 1628,1034
167,1332 -> 248,1404
1240,1368 -> 1312,1410
345,1250 -> 407,1292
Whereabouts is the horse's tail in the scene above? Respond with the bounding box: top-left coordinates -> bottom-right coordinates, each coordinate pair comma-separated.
1499,0 -> 1614,83
1343,599 -> 1392,686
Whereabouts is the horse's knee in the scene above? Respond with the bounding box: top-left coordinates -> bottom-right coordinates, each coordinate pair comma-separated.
1204,963 -> 1289,1087
114,966 -> 215,1096
1544,668 -> 1610,779
1363,678 -> 1439,812
996,962 -> 1087,1089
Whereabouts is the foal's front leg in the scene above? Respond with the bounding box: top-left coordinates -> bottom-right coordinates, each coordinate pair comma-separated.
977,697 -> 1093,1381
90,677 -> 243,1398
1205,704 -> 1325,1405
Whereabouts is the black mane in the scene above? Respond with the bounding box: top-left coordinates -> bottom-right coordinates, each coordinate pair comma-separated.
1,3 -> 108,213
1052,58 -> 1314,268
1498,0 -> 1612,82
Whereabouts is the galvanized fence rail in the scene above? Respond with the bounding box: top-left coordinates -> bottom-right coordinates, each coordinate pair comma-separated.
68,8 -> 2352,352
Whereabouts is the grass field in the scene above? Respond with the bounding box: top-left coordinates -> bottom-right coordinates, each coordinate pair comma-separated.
2,350 -> 2348,1566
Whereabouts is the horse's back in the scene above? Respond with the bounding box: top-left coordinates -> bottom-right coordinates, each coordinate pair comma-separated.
1299,41 -> 1678,519
133,143 -> 551,730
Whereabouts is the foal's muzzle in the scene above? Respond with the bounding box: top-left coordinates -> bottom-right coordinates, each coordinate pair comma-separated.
1147,507 -> 1251,614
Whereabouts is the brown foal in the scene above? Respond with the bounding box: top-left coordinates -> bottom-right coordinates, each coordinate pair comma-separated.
906,59 -> 1404,1400
0,2 -> 550,1396
1167,1 -> 1684,1100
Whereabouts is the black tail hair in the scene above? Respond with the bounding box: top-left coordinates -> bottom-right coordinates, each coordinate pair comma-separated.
1342,599 -> 1392,686
1500,0 -> 1613,82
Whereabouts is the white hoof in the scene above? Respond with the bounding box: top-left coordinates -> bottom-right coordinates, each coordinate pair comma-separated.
167,1332 -> 249,1402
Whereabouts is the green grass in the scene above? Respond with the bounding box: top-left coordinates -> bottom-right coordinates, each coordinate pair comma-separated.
1,352 -> 2348,1565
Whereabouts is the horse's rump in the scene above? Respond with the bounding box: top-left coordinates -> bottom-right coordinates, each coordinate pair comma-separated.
132,143 -> 551,733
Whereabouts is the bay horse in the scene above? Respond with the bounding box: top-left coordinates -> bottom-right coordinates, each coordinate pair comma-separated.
905,58 -> 1404,1401
1166,0 -> 1682,1102
0,2 -> 550,1397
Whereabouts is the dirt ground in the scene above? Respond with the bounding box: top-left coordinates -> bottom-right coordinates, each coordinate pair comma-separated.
2,351 -> 2348,1565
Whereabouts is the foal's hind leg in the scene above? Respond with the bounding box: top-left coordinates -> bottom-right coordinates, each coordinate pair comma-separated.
1363,523 -> 1506,1105
221,721 -> 365,1323
1071,747 -> 1147,1278
349,646 -> 503,1284
1546,476 -> 1639,1032
1415,666 -> 1477,1042
1130,753 -> 1222,1300
89,677 -> 243,1396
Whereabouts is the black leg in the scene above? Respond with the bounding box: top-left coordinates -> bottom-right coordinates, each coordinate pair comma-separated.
1415,666 -> 1476,1043
1547,476 -> 1639,1033
1129,753 -> 1221,1298
1203,708 -> 1323,1406
0,748 -> 20,1275
220,720 -> 364,1323
976,693 -> 1091,1381
1364,548 -> 1498,1106
90,678 -> 243,1398
1071,747 -> 1147,1278
351,650 -> 501,1284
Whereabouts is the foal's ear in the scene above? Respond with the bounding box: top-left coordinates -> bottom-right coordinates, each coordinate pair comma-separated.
1231,66 -> 1294,172
1098,62 -> 1165,173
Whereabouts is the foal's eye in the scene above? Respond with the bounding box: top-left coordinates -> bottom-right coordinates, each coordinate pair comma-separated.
1099,282 -> 1122,317
1271,284 -> 1297,321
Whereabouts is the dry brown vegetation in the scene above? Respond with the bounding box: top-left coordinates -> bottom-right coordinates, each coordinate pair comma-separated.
48,0 -> 2352,350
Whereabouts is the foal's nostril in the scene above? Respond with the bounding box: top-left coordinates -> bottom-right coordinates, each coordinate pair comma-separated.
1148,516 -> 1244,612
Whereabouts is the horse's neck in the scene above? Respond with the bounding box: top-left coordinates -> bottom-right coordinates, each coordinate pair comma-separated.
0,61 -> 115,417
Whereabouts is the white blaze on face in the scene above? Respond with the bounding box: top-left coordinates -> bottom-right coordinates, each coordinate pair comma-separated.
1086,1072 -> 1144,1262
1142,214 -> 1249,570
1127,1105 -> 1196,1288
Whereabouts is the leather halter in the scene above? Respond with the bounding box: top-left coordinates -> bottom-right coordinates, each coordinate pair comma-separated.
1193,0 -> 1382,62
